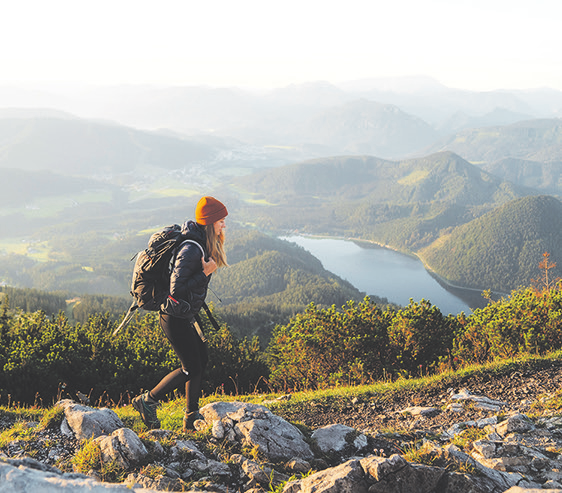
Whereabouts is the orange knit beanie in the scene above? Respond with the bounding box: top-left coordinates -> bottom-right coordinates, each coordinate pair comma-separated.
195,196 -> 228,225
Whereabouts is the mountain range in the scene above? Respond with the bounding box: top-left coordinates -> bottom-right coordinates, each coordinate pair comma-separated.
2,112 -> 560,197
231,152 -> 562,292
233,152 -> 524,206
2,77 -> 562,161
426,118 -> 562,164
1,77 -> 562,302
0,116 -> 220,174
231,151 -> 529,252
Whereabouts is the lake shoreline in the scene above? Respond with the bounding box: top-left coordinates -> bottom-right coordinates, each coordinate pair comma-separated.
287,232 -> 507,294
280,233 -> 496,313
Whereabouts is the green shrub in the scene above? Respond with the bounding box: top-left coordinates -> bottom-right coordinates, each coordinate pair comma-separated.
453,285 -> 562,365
0,306 -> 267,405
388,299 -> 457,375
266,298 -> 392,391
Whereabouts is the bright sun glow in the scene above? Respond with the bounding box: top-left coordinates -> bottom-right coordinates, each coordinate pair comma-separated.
1,0 -> 562,91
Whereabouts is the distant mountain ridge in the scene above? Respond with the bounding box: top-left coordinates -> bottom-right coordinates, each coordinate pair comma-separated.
2,79 -> 561,161
297,99 -> 438,158
427,118 -> 562,165
483,157 -> 562,194
3,77 -> 561,127
436,107 -> 534,135
0,117 -> 220,174
235,151 -> 524,206
232,151 -> 529,255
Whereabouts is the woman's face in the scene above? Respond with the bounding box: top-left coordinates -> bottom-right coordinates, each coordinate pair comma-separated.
214,218 -> 226,236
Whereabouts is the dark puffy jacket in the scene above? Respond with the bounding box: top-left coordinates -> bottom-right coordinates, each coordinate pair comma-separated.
169,220 -> 210,317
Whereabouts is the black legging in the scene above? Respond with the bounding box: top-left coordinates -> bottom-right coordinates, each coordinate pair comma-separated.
150,313 -> 208,412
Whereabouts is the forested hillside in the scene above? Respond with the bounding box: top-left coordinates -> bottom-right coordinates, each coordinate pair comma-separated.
420,195 -> 562,292
0,227 -> 373,341
483,157 -> 562,194
233,151 -> 527,251
0,287 -> 67,315
236,150 -> 525,207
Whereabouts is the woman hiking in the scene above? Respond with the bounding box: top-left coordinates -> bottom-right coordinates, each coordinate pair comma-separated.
132,196 -> 228,432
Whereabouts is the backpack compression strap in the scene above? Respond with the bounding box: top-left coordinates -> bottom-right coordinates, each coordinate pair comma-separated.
112,300 -> 139,336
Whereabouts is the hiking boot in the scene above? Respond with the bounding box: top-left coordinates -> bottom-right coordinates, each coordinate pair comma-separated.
132,391 -> 160,429
183,410 -> 204,432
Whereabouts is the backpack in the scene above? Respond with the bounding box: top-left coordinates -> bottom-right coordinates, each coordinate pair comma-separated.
113,224 -> 205,335
132,224 -> 203,311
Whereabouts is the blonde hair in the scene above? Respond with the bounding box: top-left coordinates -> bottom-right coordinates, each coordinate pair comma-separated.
204,223 -> 228,268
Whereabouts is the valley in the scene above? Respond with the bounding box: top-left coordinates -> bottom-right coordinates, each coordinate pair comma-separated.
0,81 -> 561,336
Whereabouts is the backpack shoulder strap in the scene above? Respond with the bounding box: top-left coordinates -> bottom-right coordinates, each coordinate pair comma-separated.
169,238 -> 206,274
179,239 -> 205,258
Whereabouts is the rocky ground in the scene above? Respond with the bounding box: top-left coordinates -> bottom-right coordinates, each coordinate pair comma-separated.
2,360 -> 562,462
2,359 -> 562,492
275,359 -> 562,456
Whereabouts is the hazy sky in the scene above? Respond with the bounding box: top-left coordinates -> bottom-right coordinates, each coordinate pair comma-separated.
2,0 -> 562,91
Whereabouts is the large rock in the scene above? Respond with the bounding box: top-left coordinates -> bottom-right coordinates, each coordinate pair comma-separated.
189,458 -> 232,477
125,472 -> 180,491
443,444 -> 532,491
57,399 -> 123,440
494,413 -> 535,437
282,458 -> 368,493
450,388 -> 507,412
0,455 -> 156,492
94,428 -> 148,469
361,454 -> 445,493
230,453 -> 291,489
311,423 -> 368,454
200,401 -> 314,461
172,439 -> 205,461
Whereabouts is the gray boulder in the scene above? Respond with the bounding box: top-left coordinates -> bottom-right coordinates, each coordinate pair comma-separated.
124,472 -> 180,491
94,428 -> 148,469
361,454 -> 445,493
0,455 -> 156,492
311,423 -> 368,454
494,413 -> 536,437
171,438 -> 205,461
57,399 -> 123,440
283,458 -> 368,493
189,458 -> 232,477
200,401 -> 314,461
444,444 -> 533,490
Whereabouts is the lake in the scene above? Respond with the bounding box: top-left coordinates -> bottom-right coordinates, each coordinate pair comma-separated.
280,235 -> 482,315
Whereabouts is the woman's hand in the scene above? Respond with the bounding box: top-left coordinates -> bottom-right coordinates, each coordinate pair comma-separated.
202,257 -> 218,276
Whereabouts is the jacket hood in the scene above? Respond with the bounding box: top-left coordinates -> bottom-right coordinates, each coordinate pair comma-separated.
181,220 -> 207,246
